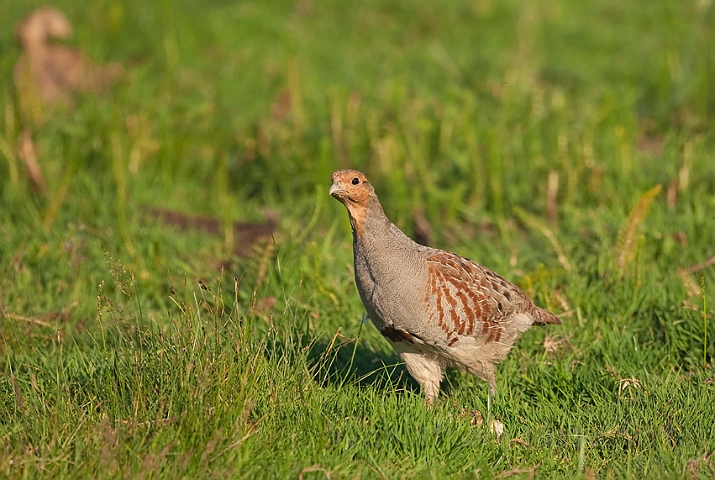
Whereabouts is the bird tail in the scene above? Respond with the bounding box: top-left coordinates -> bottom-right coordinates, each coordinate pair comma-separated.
533,306 -> 561,325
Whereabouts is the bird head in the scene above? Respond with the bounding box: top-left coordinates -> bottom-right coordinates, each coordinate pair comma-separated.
329,169 -> 374,206
330,169 -> 379,235
16,7 -> 73,49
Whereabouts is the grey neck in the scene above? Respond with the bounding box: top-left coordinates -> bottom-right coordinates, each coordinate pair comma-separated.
352,198 -> 415,251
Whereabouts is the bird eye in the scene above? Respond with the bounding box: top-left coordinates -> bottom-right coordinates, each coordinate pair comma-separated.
351,177 -> 360,185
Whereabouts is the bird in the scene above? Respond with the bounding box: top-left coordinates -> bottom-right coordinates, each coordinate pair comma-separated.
329,169 -> 560,406
13,6 -> 123,122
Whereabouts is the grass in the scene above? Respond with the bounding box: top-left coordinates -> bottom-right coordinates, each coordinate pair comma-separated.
1,0 -> 715,477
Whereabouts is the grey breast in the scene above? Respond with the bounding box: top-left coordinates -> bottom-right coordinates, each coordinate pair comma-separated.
361,241 -> 430,331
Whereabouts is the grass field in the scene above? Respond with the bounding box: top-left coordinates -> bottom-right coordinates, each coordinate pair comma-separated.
2,0 -> 715,477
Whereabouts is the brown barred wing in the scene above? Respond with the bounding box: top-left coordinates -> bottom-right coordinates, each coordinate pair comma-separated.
424,251 -> 535,345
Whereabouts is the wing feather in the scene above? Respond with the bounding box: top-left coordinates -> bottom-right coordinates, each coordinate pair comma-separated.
424,251 -> 537,344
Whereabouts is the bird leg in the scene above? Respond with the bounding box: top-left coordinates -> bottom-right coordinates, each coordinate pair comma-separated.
467,362 -> 497,418
399,351 -> 444,405
487,385 -> 493,421
486,364 -> 496,420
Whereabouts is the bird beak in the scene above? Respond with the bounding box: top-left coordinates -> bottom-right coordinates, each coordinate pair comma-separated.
329,183 -> 346,197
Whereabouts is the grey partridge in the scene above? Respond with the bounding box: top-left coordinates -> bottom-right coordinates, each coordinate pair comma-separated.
14,6 -> 123,116
330,169 -> 560,404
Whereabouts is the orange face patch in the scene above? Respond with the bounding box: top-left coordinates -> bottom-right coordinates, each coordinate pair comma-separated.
330,169 -> 375,236
330,170 -> 373,204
